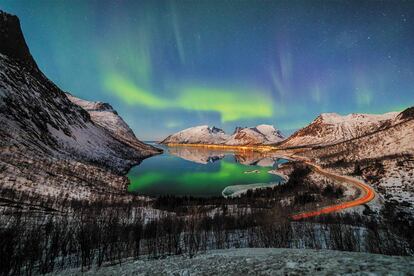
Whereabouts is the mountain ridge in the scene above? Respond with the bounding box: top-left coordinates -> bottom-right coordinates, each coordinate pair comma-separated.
279,111 -> 399,149
161,124 -> 285,146
0,11 -> 38,70
0,10 -> 160,206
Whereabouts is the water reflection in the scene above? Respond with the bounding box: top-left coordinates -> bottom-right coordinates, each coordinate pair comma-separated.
168,146 -> 285,168
167,147 -> 225,164
127,144 -> 288,197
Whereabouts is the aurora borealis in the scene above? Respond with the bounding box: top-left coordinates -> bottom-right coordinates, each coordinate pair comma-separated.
1,0 -> 413,140
127,153 -> 283,196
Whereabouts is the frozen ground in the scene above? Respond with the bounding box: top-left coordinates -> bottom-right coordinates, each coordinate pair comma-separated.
222,182 -> 281,197
60,248 -> 414,275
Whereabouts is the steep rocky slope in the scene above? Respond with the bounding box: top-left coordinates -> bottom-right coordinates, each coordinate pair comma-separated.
0,11 -> 160,207
161,124 -> 284,146
298,107 -> 414,215
225,124 -> 285,145
301,108 -> 413,164
280,112 -> 398,148
255,124 -> 285,143
161,125 -> 230,145
66,93 -> 158,154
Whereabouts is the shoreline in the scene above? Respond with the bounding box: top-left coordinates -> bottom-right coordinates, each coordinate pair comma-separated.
162,142 -> 279,152
222,182 -> 284,198
161,143 -> 376,220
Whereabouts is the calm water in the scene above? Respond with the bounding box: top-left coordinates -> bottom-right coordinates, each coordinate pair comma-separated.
127,143 -> 288,197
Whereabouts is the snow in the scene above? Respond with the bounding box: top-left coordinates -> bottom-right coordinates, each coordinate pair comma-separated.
48,123 -> 120,163
371,159 -> 414,213
161,125 -> 230,145
256,157 -> 278,167
162,125 -> 285,146
300,111 -> 414,216
225,125 -> 285,146
225,128 -> 265,145
282,111 -> 399,148
222,182 -> 282,198
56,248 -> 414,275
319,112 -> 397,125
0,49 -> 159,173
0,37 -> 160,204
66,93 -> 155,153
255,124 -> 285,143
65,93 -> 103,111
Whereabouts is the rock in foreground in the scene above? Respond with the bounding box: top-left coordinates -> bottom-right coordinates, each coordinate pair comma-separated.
65,248 -> 414,275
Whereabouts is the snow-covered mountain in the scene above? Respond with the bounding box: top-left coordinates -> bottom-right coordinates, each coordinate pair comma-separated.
161,125 -> 230,145
161,124 -> 285,146
280,112 -> 398,148
225,124 -> 285,146
255,124 -> 285,143
303,107 -> 414,164
0,10 -> 160,205
0,11 -> 160,172
66,93 -> 156,154
299,107 -> 414,215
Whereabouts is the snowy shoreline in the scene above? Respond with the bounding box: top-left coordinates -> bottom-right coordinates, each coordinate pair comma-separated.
222,170 -> 288,198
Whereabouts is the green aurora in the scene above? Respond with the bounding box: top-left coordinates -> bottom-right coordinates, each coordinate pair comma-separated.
2,0 -> 414,139
128,160 -> 281,196
104,73 -> 273,122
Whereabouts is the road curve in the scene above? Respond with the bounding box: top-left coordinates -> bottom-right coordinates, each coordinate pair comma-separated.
290,156 -> 376,220
162,144 -> 375,220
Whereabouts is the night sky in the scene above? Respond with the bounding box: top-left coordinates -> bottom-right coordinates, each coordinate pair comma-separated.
1,0 -> 413,140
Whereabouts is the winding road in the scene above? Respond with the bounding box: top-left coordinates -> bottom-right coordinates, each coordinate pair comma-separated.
289,155 -> 376,220
165,144 -> 376,220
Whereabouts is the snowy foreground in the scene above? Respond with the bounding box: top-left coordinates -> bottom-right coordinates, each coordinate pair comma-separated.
58,248 -> 414,275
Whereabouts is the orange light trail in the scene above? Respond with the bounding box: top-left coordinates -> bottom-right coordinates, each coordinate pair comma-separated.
164,144 -> 375,220
291,161 -> 375,220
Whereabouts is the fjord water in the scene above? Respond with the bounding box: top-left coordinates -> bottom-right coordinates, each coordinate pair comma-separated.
128,144 -> 287,197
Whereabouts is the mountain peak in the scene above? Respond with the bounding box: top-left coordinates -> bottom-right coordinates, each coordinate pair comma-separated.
255,124 -> 275,129
281,110 -> 400,148
66,93 -> 116,113
160,125 -> 229,144
226,124 -> 284,145
255,124 -> 285,140
0,10 -> 160,175
162,124 -> 285,146
0,10 -> 37,69
233,126 -> 244,134
316,113 -> 341,123
397,106 -> 414,121
210,126 -> 225,134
